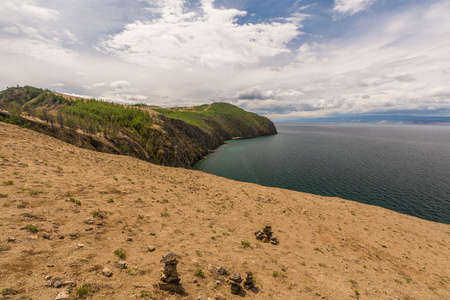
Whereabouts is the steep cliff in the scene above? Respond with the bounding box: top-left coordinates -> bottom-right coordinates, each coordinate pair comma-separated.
0,86 -> 276,167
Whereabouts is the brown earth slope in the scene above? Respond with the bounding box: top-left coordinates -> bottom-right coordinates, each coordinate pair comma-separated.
0,122 -> 449,300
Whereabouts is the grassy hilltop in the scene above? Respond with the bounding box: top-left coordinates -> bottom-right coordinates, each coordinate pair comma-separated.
0,86 -> 276,167
0,122 -> 449,299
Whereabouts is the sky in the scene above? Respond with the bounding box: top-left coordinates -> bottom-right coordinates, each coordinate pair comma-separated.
0,0 -> 449,121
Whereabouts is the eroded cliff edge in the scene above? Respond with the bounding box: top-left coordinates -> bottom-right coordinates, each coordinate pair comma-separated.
0,86 -> 276,168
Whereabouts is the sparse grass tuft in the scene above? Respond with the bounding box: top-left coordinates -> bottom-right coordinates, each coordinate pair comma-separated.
2,180 -> 13,186
0,193 -> 8,198
241,241 -> 251,248
25,224 -> 38,233
0,244 -> 11,252
1,288 -> 18,295
114,248 -> 126,259
29,190 -> 39,196
76,284 -> 92,297
140,290 -> 152,298
272,271 -> 285,278
69,198 -> 82,205
17,201 -> 27,208
194,269 -> 205,278
107,198 -> 114,203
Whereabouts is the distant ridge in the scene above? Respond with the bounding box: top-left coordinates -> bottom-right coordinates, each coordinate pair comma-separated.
288,115 -> 450,125
0,86 -> 277,167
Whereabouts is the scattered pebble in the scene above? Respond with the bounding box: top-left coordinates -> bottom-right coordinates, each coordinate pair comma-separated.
61,281 -> 75,287
102,266 -> 113,277
148,245 -> 156,252
116,261 -> 127,269
7,236 -> 16,242
217,266 -> 227,275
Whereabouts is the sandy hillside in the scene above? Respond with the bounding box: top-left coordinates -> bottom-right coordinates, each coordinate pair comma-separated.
0,122 -> 449,300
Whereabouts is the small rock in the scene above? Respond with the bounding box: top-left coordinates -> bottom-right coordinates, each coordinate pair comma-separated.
149,232 -> 156,236
102,266 -> 113,277
53,280 -> 62,288
77,244 -> 84,248
42,232 -> 51,239
270,237 -> 279,245
216,280 -> 221,285
58,235 -> 65,239
193,278 -> 198,284
217,266 -> 227,275
198,296 -> 206,300
45,275 -> 52,281
7,236 -> 16,242
215,295 -> 226,300
116,261 -> 127,269
126,237 -> 133,242
148,245 -> 156,252
61,281 -> 75,287
84,219 -> 95,225
47,264 -> 55,268
54,290 -> 70,300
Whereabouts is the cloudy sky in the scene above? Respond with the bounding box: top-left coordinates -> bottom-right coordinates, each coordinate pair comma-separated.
1,0 -> 449,121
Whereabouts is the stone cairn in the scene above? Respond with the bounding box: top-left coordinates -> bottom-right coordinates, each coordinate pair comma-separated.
229,272 -> 243,295
255,225 -> 279,245
243,272 -> 255,290
159,253 -> 182,290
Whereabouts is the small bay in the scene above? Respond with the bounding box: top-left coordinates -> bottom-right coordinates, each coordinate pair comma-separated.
194,123 -> 450,224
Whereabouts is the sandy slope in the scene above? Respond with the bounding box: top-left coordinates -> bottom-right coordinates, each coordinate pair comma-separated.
0,122 -> 449,300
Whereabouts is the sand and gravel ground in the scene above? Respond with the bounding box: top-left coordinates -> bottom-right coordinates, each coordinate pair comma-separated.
0,122 -> 449,299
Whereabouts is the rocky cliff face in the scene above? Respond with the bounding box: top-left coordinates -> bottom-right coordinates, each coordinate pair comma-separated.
0,86 -> 277,168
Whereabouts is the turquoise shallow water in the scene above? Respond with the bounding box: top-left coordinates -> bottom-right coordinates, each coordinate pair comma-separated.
194,123 -> 450,224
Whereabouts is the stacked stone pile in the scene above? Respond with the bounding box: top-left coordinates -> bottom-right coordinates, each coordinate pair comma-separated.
255,225 -> 279,245
229,272 -> 243,295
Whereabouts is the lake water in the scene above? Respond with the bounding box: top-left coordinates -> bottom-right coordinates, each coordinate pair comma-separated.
194,123 -> 450,224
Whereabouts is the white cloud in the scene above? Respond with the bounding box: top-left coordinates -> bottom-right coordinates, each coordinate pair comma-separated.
0,0 -> 59,24
0,0 -> 78,65
0,37 -> 76,65
334,0 -> 376,16
110,80 -> 131,89
98,0 -> 301,69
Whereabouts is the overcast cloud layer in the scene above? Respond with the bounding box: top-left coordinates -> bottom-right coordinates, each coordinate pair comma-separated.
0,0 -> 449,121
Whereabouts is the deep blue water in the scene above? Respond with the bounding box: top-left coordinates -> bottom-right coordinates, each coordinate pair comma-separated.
194,124 -> 450,224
